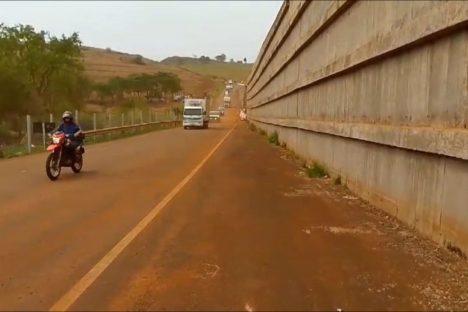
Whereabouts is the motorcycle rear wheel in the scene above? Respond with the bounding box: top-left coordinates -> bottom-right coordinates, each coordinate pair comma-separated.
46,153 -> 61,181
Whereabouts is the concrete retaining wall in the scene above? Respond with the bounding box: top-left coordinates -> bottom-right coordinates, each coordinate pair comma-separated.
247,0 -> 468,256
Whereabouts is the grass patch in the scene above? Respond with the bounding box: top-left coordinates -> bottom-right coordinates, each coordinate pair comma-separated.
280,142 -> 287,149
1,145 -> 44,159
268,131 -> 279,146
334,176 -> 342,185
259,129 -> 267,136
248,122 -> 257,132
306,163 -> 328,179
167,61 -> 252,82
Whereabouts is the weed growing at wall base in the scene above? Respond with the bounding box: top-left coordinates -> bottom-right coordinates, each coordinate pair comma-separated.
268,131 -> 279,145
306,163 -> 328,179
248,122 -> 257,132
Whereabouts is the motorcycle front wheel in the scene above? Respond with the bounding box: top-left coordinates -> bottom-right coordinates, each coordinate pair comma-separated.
71,157 -> 83,173
46,153 -> 61,181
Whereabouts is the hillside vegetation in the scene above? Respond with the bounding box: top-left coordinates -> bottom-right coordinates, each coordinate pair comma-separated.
161,56 -> 252,82
82,47 -> 218,99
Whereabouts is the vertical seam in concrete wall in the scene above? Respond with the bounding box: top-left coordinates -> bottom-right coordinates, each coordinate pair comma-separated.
439,159 -> 446,239
464,33 -> 468,129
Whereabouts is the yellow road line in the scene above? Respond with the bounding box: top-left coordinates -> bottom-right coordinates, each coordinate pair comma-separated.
49,124 -> 237,311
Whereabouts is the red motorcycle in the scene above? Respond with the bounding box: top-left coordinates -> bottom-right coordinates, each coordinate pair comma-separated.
45,132 -> 84,181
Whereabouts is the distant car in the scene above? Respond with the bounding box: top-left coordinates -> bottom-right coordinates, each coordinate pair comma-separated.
218,106 -> 225,116
209,110 -> 221,121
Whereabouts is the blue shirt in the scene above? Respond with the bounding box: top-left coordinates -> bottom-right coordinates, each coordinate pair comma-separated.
55,123 -> 82,142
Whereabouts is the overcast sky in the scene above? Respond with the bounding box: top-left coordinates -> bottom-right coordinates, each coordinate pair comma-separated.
0,1 -> 282,62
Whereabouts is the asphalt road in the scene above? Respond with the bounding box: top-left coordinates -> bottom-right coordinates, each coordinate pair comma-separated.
1,90 -> 467,311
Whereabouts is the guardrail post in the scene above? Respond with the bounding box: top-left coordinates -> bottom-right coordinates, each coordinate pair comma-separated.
108,113 -> 112,128
49,113 -> 53,123
121,113 -> 124,126
93,113 -> 97,143
26,115 -> 32,154
93,113 -> 97,131
139,110 -> 143,124
75,110 -> 79,124
42,122 -> 46,149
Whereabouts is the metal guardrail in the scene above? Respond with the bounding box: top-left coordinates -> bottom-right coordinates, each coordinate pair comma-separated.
83,120 -> 181,137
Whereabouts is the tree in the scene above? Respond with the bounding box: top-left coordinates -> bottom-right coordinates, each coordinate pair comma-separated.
0,24 -> 90,141
0,64 -> 34,140
0,24 -> 88,114
94,83 -> 113,104
215,53 -> 226,62
154,72 -> 182,101
93,72 -> 182,107
244,57 -> 247,63
132,54 -> 145,65
199,55 -> 210,63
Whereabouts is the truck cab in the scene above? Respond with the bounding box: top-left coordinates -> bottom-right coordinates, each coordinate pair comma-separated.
183,99 -> 209,129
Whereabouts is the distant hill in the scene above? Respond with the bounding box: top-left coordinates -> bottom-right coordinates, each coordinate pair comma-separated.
81,47 -> 219,98
161,56 -> 252,82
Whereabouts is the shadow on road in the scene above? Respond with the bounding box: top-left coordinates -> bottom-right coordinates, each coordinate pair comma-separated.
54,169 -> 99,181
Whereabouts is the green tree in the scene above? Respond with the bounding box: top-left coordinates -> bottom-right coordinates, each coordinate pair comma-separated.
215,53 -> 226,62
199,55 -> 210,63
0,24 -> 88,114
0,65 -> 34,140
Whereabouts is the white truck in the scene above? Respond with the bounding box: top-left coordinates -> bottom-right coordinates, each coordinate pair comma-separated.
223,96 -> 231,107
183,98 -> 209,129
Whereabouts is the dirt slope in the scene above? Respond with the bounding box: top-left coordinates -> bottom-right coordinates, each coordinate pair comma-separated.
81,47 -> 220,98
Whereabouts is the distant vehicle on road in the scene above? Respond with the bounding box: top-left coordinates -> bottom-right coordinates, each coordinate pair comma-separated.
239,108 -> 247,121
209,111 -> 221,122
183,98 -> 209,129
223,96 -> 231,107
218,106 -> 225,116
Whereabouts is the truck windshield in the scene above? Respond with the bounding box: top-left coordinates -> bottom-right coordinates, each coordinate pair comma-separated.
184,109 -> 202,116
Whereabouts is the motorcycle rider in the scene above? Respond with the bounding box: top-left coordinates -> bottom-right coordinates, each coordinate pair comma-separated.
51,111 -> 84,156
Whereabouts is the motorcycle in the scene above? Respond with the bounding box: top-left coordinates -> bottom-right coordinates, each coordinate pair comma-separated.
45,131 -> 85,181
